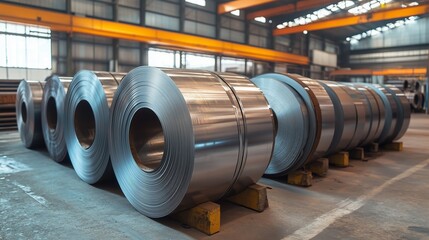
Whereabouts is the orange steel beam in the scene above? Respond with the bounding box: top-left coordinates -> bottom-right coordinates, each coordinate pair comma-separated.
274,4 -> 429,35
0,3 -> 308,65
218,0 -> 276,14
330,68 -> 427,76
247,0 -> 338,20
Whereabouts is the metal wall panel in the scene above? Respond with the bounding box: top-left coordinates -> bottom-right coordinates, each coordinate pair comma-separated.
351,18 -> 429,50
145,12 -> 180,31
4,0 -> 66,11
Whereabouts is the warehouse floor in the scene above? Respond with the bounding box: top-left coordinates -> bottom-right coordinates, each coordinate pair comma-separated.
1,114 -> 429,240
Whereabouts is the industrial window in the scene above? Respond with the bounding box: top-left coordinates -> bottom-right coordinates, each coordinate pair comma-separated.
184,52 -> 215,70
0,21 -> 51,69
148,48 -> 180,68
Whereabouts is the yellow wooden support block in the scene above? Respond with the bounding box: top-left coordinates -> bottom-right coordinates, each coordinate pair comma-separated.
329,151 -> 349,167
287,171 -> 312,187
174,202 -> 220,235
227,184 -> 268,212
309,158 -> 329,177
350,147 -> 365,160
365,142 -> 379,153
382,142 -> 403,151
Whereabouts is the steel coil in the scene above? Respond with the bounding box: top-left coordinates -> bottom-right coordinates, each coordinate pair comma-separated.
338,84 -> 367,149
318,81 -> 356,154
383,85 -> 411,142
109,67 -> 273,218
16,80 -> 45,148
365,84 -> 396,144
64,71 -> 125,184
251,76 -> 309,176
252,73 -> 317,174
353,84 -> 384,145
41,75 -> 72,162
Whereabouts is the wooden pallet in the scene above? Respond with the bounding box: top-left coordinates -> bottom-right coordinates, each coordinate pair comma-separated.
328,151 -> 349,167
173,184 -> 268,235
287,170 -> 313,187
381,141 -> 403,151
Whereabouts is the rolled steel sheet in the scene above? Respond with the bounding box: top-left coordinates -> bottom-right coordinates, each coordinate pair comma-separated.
318,81 -> 356,154
338,84 -> 367,149
406,91 -> 424,110
16,80 -> 45,148
41,75 -> 72,162
252,73 -> 318,173
353,84 -> 384,145
64,71 -> 125,184
109,67 -> 273,218
365,84 -> 396,144
251,76 -> 309,176
383,85 -> 411,141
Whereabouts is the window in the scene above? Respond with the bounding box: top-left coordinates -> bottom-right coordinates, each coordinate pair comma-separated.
0,21 -> 51,69
148,48 -> 179,68
184,52 -> 215,70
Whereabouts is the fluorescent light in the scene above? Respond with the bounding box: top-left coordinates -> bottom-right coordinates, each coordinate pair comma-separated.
230,10 -> 240,16
185,0 -> 206,7
254,16 -> 266,23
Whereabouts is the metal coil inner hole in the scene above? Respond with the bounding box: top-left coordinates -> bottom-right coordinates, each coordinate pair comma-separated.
47,96 -> 58,130
129,108 -> 165,173
21,102 -> 27,124
74,100 -> 96,149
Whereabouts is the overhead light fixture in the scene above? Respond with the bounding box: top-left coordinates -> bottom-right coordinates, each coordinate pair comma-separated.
303,30 -> 308,34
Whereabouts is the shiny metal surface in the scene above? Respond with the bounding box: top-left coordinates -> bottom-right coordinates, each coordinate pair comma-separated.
16,80 -> 45,148
41,75 -> 72,162
252,73 -> 318,173
251,76 -> 309,176
366,84 -> 396,144
318,81 -> 356,154
339,84 -> 367,150
109,67 -> 273,218
354,84 -> 381,146
64,71 -> 125,184
295,76 -> 335,160
214,72 -> 274,195
383,85 -> 411,141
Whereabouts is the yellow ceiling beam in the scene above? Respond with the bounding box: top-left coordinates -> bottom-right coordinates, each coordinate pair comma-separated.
0,3 -> 308,65
218,0 -> 276,14
274,4 -> 429,35
247,0 -> 338,20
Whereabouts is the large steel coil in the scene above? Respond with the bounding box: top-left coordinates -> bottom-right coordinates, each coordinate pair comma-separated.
365,84 -> 396,144
109,67 -> 273,218
16,80 -> 45,148
1,79 -> 20,131
318,81 -> 356,155
64,71 -> 125,184
383,85 -> 411,142
251,73 -> 335,175
251,76 -> 309,176
353,84 -> 384,146
338,84 -> 367,150
41,75 -> 72,162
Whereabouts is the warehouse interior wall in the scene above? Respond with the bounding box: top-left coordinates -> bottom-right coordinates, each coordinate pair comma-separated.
345,17 -> 429,70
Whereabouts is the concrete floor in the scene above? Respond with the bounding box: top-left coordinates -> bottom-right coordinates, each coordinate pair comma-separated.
1,114 -> 429,240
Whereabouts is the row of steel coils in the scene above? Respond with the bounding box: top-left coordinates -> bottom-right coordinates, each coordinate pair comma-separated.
16,68 -> 410,218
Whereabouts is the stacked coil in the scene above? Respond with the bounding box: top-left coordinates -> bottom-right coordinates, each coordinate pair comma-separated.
1,79 -> 20,131
41,75 -> 72,162
16,80 -> 45,148
252,73 -> 410,176
64,71 -> 125,184
251,73 -> 335,176
109,67 -> 274,218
